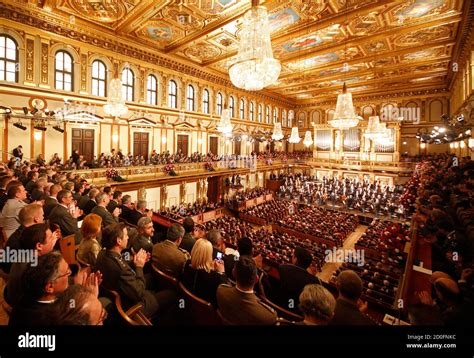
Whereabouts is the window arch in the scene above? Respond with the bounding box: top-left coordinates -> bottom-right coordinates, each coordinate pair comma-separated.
239,99 -> 245,119
91,60 -> 106,97
282,110 -> 287,127
121,68 -> 134,101
55,51 -> 73,91
229,96 -> 235,117
0,35 -> 18,83
265,106 -> 270,124
249,102 -> 255,121
216,92 -> 223,115
202,89 -> 210,114
258,104 -> 263,122
168,80 -> 177,108
186,84 -> 195,111
273,108 -> 278,123
146,75 -> 158,105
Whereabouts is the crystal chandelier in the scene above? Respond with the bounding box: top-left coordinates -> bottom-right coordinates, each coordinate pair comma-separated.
271,122 -> 284,140
329,83 -> 359,130
217,105 -> 233,136
303,130 -> 313,146
104,78 -> 128,117
228,0 -> 281,91
364,115 -> 388,140
288,127 -> 300,143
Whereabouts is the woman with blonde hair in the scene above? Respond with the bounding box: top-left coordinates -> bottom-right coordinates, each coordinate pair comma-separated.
181,238 -> 229,307
77,213 -> 102,267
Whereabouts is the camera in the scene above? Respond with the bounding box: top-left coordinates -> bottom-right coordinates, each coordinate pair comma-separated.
216,252 -> 223,260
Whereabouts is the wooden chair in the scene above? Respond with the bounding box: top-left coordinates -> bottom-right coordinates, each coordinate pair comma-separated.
151,263 -> 178,290
101,287 -> 152,326
60,234 -> 77,265
177,281 -> 220,325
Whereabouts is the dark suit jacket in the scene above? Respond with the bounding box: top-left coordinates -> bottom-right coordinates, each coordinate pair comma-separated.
278,264 -> 320,308
106,200 -> 119,214
329,298 -> 376,325
180,232 -> 196,253
48,204 -> 79,237
77,195 -> 90,210
152,240 -> 189,278
216,284 -> 277,325
43,197 -> 58,219
91,205 -> 118,228
128,210 -> 144,227
119,205 -> 133,223
9,301 -> 56,326
83,199 -> 97,215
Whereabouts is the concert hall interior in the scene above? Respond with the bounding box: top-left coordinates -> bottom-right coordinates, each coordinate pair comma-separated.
0,0 -> 473,333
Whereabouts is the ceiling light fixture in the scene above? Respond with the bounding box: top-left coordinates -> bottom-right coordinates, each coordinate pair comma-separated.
229,0 -> 281,91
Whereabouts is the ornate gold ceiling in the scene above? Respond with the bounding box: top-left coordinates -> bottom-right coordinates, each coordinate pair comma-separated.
9,0 -> 470,103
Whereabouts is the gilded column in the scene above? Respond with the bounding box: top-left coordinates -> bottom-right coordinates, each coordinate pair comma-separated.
160,185 -> 168,209
25,38 -> 34,84
40,41 -> 49,87
180,181 -> 187,203
80,53 -> 88,94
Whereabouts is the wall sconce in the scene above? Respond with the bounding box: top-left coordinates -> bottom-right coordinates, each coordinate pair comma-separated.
420,143 -> 426,149
161,136 -> 167,144
112,134 -> 119,142
454,142 -> 459,149
460,141 -> 466,148
197,138 -> 203,145
34,131 -> 42,141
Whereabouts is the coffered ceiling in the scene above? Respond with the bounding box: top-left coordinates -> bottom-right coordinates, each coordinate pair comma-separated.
7,0 -> 471,103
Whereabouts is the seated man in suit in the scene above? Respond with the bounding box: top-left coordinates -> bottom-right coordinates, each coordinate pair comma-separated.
48,189 -> 81,239
152,223 -> 189,278
9,251 -> 69,326
44,184 -> 61,219
119,195 -> 133,223
95,223 -> 176,318
278,246 -> 321,311
179,216 -> 196,253
128,200 -> 148,227
82,188 -> 99,216
217,256 -> 277,325
330,270 -> 376,325
91,192 -> 120,228
0,183 -> 28,239
107,190 -> 122,214
298,284 -> 336,325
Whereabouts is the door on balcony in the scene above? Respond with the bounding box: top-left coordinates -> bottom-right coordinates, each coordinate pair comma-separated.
133,132 -> 149,160
234,140 -> 241,156
72,128 -> 94,161
209,136 -> 218,155
177,134 -> 189,156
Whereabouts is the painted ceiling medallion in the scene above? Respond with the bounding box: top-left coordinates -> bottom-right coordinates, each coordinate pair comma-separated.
67,0 -> 128,23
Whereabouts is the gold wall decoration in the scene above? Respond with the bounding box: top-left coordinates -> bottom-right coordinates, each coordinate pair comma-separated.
40,42 -> 49,85
25,38 -> 34,82
80,53 -> 87,92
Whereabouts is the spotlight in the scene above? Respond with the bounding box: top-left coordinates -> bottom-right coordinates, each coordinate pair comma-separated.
13,122 -> 27,131
53,125 -> 64,133
31,108 -> 38,115
0,106 -> 11,114
22,107 -> 28,115
34,125 -> 47,131
457,114 -> 465,122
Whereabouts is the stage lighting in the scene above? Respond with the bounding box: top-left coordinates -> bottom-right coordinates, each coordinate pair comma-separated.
22,107 -> 28,115
53,125 -> 64,133
457,114 -> 465,122
34,125 -> 47,131
31,108 -> 38,115
13,122 -> 27,131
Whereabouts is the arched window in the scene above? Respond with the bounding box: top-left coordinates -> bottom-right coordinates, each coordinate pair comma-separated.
186,84 -> 195,111
266,106 -> 270,124
55,51 -> 73,91
168,80 -> 177,108
239,99 -> 245,119
229,96 -> 235,117
0,35 -> 18,82
121,68 -> 134,101
273,108 -> 278,123
216,92 -> 223,115
249,102 -> 255,121
146,75 -> 158,105
258,104 -> 263,122
202,89 -> 210,114
91,60 -> 107,97
282,110 -> 287,127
